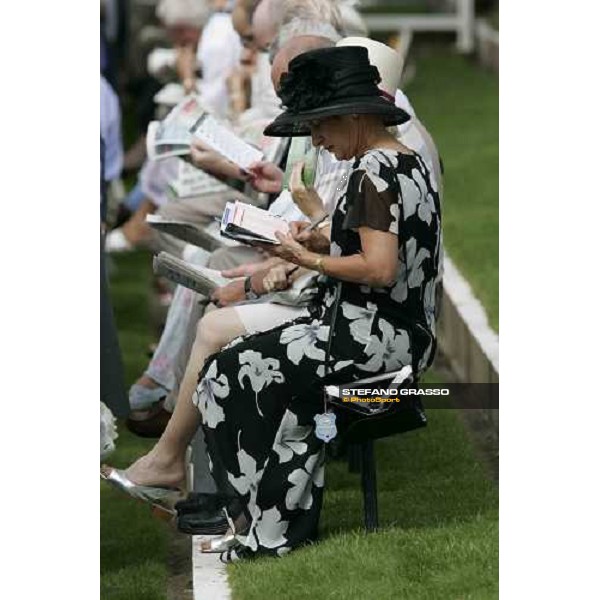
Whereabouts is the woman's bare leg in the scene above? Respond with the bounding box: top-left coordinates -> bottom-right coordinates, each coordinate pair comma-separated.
121,307 -> 247,487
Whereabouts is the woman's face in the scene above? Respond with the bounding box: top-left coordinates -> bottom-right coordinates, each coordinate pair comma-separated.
309,115 -> 357,160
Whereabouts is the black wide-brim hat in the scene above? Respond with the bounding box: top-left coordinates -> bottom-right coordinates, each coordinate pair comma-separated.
264,46 -> 410,137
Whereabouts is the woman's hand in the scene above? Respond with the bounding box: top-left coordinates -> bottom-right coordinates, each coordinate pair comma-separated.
289,162 -> 326,220
261,264 -> 296,293
267,231 -> 312,265
289,221 -> 330,254
246,161 -> 283,194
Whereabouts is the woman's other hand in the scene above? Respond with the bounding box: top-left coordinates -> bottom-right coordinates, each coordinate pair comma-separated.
210,280 -> 246,307
190,139 -> 225,172
190,140 -> 247,181
290,162 -> 326,220
247,161 -> 283,194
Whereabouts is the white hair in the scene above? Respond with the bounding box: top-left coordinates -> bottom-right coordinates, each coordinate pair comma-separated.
338,1 -> 368,37
275,0 -> 344,32
269,0 -> 348,60
156,0 -> 210,28
274,19 -> 341,52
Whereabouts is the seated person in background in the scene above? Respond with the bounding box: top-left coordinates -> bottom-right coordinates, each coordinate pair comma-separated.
122,0 -> 210,174
109,0 -> 243,251
103,45 -> 442,561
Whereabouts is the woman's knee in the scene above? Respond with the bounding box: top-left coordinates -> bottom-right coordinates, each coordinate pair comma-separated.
196,309 -> 239,351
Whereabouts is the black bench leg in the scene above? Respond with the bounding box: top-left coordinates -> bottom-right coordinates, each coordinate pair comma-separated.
348,443 -> 361,473
360,440 -> 378,532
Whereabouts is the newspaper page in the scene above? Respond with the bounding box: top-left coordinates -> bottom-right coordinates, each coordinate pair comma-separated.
190,114 -> 264,171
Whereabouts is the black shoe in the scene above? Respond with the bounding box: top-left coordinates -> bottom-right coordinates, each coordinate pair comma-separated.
177,511 -> 229,535
175,492 -> 226,514
125,400 -> 170,438
175,493 -> 229,535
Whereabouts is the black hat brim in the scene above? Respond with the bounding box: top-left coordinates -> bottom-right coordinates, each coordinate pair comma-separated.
263,96 -> 410,137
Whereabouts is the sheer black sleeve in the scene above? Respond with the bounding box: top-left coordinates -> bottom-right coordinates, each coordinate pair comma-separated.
342,167 -> 400,235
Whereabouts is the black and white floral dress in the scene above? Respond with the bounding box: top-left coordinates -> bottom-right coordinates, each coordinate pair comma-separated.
194,148 -> 442,558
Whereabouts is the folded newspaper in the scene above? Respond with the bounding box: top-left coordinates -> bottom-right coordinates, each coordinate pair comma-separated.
153,252 -> 238,297
147,95 -> 204,160
220,201 -> 290,245
146,214 -> 239,251
154,251 -> 319,307
167,160 -> 230,200
147,96 -> 264,170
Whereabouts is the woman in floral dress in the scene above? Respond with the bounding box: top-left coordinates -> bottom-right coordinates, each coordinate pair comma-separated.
193,46 -> 442,559
103,46 -> 441,561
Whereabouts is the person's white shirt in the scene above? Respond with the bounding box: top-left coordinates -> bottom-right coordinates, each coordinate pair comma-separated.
100,75 -> 123,182
139,158 -> 179,208
238,52 -> 282,126
197,12 -> 242,118
395,89 -> 442,196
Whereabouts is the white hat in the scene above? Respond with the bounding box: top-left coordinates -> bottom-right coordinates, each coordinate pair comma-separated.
336,37 -> 403,100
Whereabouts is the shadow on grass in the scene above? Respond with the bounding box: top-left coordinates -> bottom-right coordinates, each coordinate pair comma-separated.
321,408 -> 497,538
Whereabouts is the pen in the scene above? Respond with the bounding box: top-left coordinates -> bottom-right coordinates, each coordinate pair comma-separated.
306,213 -> 329,232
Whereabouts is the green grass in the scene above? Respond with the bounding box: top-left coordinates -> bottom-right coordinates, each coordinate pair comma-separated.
102,253 -> 498,600
228,406 -> 498,600
102,49 -> 499,599
101,251 -> 170,600
404,50 -> 499,330
227,50 -> 499,599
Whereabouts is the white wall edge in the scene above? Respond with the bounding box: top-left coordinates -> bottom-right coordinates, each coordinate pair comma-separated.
443,255 -> 499,374
192,535 -> 232,600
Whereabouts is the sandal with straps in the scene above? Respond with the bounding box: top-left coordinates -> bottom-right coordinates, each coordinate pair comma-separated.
220,547 -> 244,563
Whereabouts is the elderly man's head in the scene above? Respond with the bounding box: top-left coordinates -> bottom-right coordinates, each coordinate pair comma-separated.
252,0 -> 279,50
252,0 -> 347,55
270,35 -> 334,90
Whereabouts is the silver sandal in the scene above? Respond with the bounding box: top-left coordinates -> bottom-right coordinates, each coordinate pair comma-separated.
100,466 -> 184,519
200,532 -> 238,554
